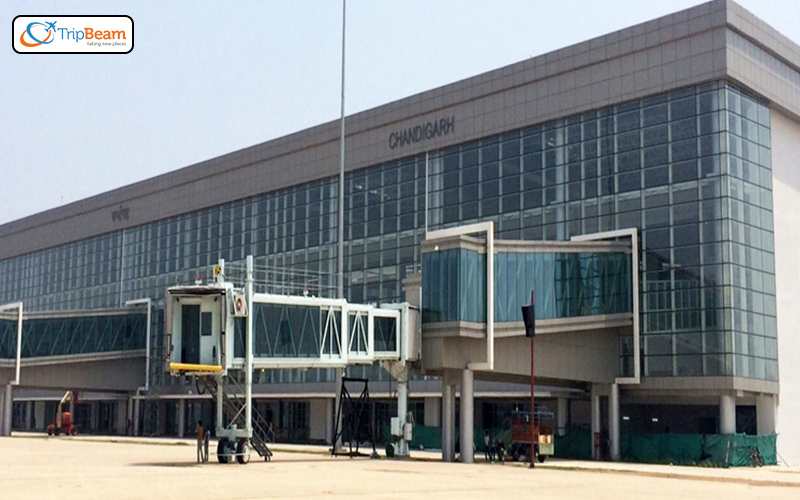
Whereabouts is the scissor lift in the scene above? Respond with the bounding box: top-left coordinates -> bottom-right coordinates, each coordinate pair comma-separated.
165,256 -> 420,464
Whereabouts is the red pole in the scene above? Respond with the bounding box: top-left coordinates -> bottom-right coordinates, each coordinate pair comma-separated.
529,290 -> 535,469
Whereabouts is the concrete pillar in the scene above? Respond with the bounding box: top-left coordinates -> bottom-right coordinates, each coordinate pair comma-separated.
126,396 -> 134,435
25,401 -> 33,430
609,383 -> 620,461
177,399 -> 186,437
116,400 -> 127,435
557,397 -> 568,436
756,395 -> 776,435
442,372 -> 456,462
325,398 -> 334,444
424,397 -> 441,427
474,401 -> 484,432
90,402 -> 99,433
0,386 -> 5,436
34,401 -> 45,431
133,397 -> 141,437
2,384 -> 12,436
308,399 -> 328,442
157,401 -> 167,436
371,400 -> 377,444
591,392 -> 601,460
459,369 -> 474,463
720,394 -> 736,434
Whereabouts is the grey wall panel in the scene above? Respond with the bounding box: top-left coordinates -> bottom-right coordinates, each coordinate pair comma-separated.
726,30 -> 800,121
421,331 -> 619,385
0,357 -> 144,392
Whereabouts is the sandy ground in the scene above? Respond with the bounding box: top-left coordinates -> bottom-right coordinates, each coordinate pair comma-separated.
2,434 -> 800,500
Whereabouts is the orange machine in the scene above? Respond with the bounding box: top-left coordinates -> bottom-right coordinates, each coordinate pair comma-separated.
47,391 -> 78,436
508,408 -> 555,463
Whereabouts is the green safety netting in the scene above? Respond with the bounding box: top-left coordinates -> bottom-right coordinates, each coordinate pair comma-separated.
621,433 -> 703,464
621,433 -> 776,466
554,427 -> 593,460
381,425 -> 776,467
551,429 -> 776,467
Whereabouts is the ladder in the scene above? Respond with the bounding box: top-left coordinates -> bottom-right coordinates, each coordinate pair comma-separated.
199,375 -> 274,461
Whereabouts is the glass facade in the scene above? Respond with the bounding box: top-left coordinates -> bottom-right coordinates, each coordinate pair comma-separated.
0,80 -> 776,381
0,313 -> 145,358
422,249 -> 630,323
427,81 -> 775,380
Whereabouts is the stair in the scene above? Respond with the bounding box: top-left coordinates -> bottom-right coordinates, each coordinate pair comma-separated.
200,376 -> 274,461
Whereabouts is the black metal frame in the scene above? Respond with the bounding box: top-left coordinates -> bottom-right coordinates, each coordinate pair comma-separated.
332,376 -> 377,457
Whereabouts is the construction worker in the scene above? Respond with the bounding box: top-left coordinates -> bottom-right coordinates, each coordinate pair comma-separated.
196,421 -> 205,463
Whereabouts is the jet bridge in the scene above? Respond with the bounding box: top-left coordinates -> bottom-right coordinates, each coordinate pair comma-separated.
165,256 -> 420,463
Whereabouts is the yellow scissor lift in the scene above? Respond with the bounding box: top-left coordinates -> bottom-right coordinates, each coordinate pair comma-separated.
165,256 -> 420,464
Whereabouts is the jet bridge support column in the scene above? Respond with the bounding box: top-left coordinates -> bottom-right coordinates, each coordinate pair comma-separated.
396,378 -> 409,456
382,360 -> 413,457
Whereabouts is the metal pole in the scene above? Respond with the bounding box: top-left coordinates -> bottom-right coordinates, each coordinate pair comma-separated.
15,302 -> 23,385
334,0 -> 347,450
216,373 -> 224,436
118,228 -> 126,307
126,298 -> 152,392
486,225 -> 494,369
245,255 -> 254,437
337,0 -> 346,298
429,222 -> 494,371
424,152 -> 429,234
529,290 -> 535,468
144,301 -> 150,391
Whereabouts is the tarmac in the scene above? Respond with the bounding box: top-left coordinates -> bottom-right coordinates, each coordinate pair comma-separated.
2,432 -> 799,499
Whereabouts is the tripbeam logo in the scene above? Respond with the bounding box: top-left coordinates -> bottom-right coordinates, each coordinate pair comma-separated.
19,20 -> 57,47
13,15 -> 133,54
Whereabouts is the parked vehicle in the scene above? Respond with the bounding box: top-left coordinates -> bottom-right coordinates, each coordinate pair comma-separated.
47,391 -> 78,436
508,408 -> 554,463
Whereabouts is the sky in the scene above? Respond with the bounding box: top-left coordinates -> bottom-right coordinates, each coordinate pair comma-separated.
2,0 -> 799,226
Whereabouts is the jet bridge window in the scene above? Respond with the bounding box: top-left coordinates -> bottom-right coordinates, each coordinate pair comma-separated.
374,316 -> 398,353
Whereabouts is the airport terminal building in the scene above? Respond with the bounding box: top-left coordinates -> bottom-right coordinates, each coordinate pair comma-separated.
2,0 -> 800,464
